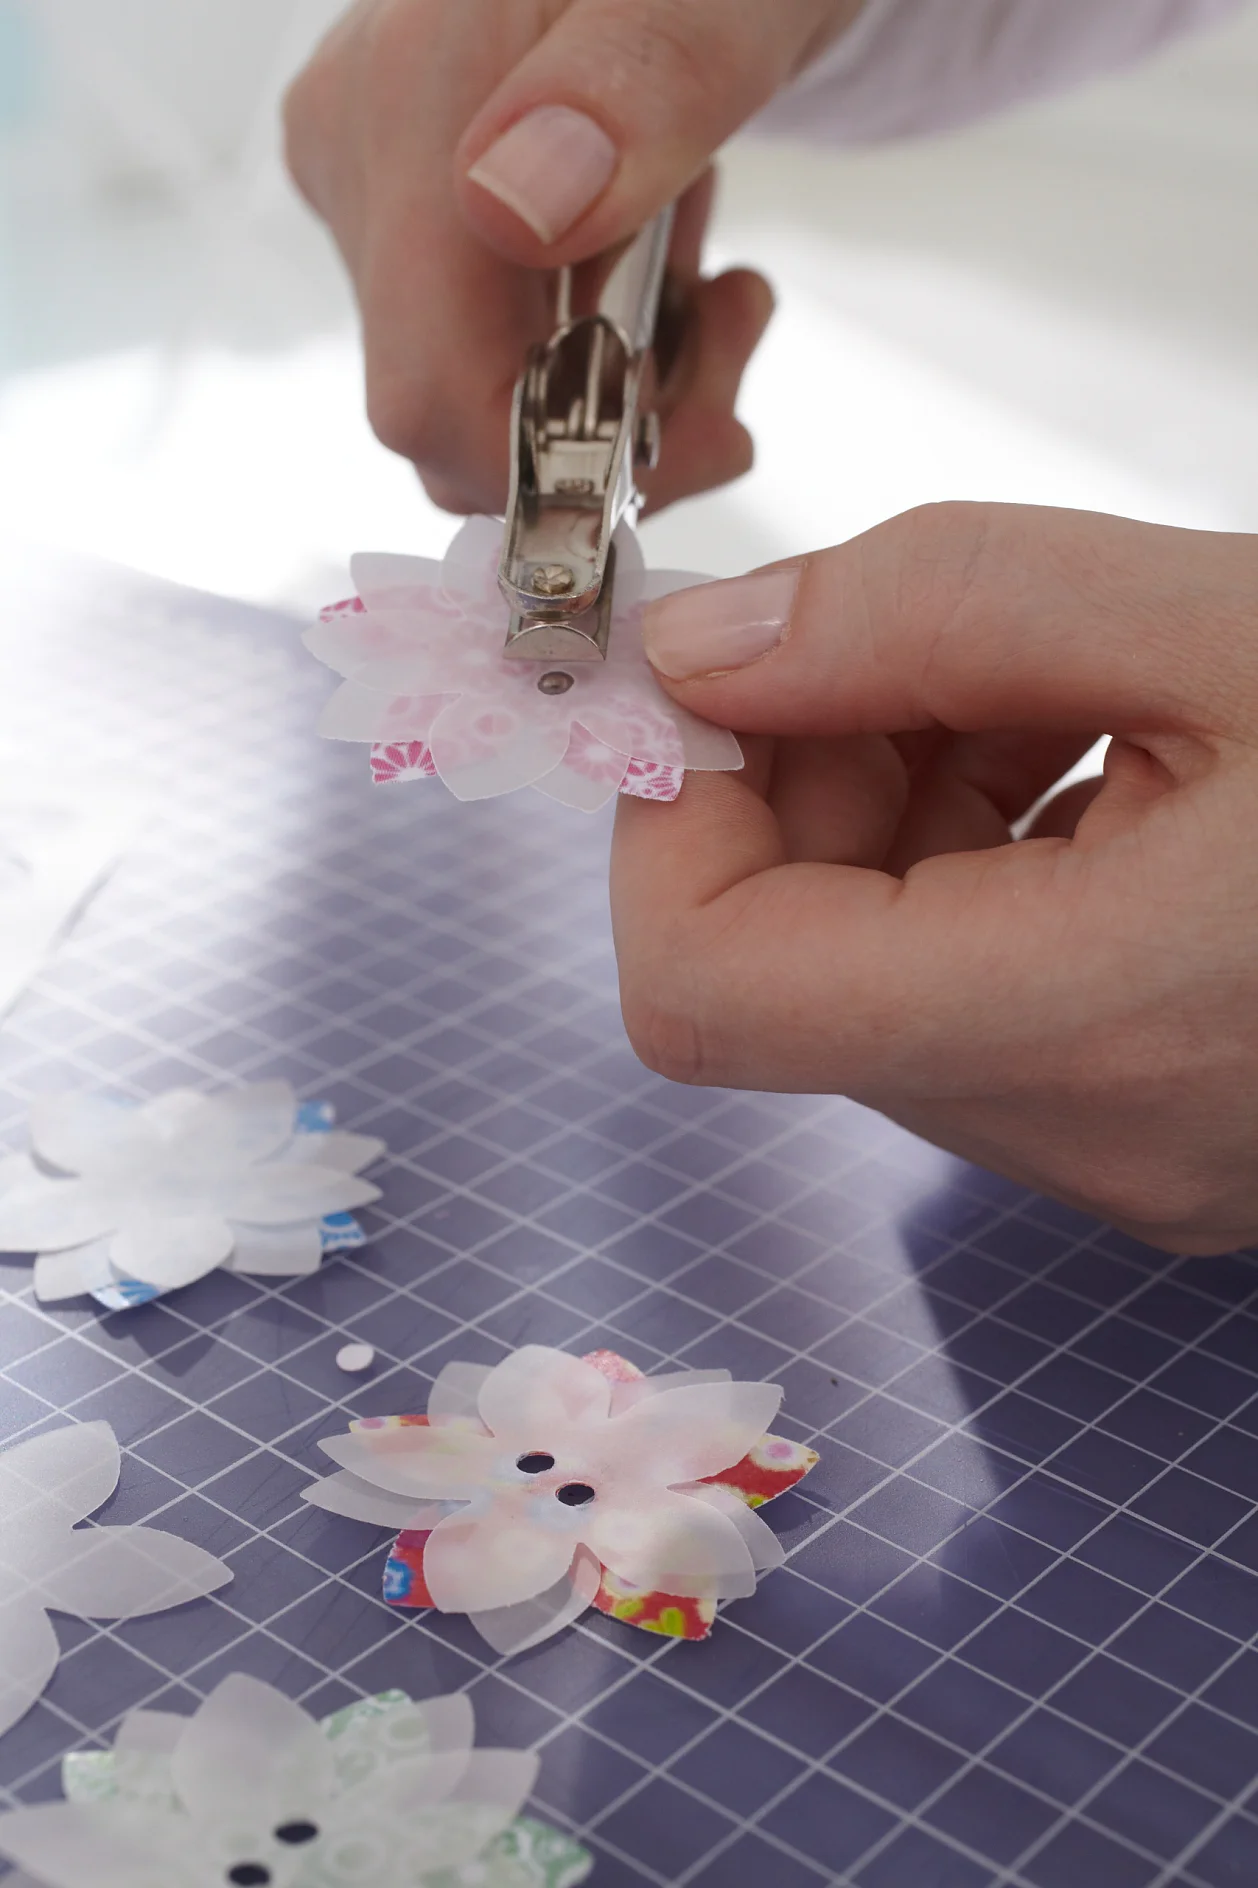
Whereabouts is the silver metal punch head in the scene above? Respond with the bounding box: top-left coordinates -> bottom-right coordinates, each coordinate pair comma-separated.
498,206 -> 674,667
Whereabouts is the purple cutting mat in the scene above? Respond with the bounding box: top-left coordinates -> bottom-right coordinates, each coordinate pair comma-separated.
1,544 -> 1257,1888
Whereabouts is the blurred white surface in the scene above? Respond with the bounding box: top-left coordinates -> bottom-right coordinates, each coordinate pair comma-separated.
0,1 -> 1254,609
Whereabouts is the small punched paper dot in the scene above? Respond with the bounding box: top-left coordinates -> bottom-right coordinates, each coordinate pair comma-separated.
336,1342 -> 375,1374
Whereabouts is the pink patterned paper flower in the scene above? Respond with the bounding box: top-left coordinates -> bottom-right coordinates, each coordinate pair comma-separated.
305,519 -> 742,810
301,1345 -> 802,1655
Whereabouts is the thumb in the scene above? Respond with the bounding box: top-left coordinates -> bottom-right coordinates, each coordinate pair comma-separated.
456,0 -> 856,260
641,502 -> 1256,741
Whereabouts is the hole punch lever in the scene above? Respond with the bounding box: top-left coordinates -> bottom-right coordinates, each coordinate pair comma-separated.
498,207 -> 673,661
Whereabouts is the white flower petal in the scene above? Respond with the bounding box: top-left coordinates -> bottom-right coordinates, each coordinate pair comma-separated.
38,1525 -> 232,1619
110,1216 -> 234,1292
285,1130 -> 384,1174
671,701 -> 744,771
428,1361 -> 494,1428
319,1425 -> 497,1499
205,1080 -> 297,1164
350,549 -> 447,611
477,1346 -> 611,1438
225,1222 -> 323,1278
469,1543 -> 602,1655
301,1469 -> 450,1531
171,1674 -> 332,1829
532,750 -> 625,812
428,695 -> 572,802
317,680 -> 448,743
581,1487 -> 757,1598
411,1691 -> 475,1757
685,1483 -> 787,1574
0,1172 -> 116,1255
0,1598 -> 60,1741
0,1421 -> 120,1531
607,1368 -> 731,1417
113,1709 -> 186,1756
0,1802 -> 181,1888
439,518 -> 510,594
227,1163 -> 379,1225
28,1094 -> 140,1174
33,1239 -> 114,1303
423,1513 -> 576,1615
597,1380 -> 783,1485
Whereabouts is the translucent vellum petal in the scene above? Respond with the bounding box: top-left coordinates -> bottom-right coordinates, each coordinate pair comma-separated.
33,1239 -> 114,1302
110,1215 -> 234,1291
0,1421 -> 120,1531
205,1080 -> 296,1163
285,1130 -> 385,1174
350,549 -> 446,612
575,699 -> 684,773
596,1381 -> 783,1484
333,1747 -> 537,1868
532,746 -> 626,813
478,1346 -> 612,1438
0,1802 -> 181,1888
581,1488 -> 756,1597
113,1709 -> 186,1756
413,1691 -> 475,1756
440,518 -> 510,595
423,1510 -> 576,1614
428,694 -> 572,803
171,1673 -> 332,1828
317,680 -> 449,744
28,1093 -> 142,1174
320,1425 -> 497,1499
227,1162 -> 380,1224
670,699 -> 744,771
0,1598 -> 60,1739
38,1525 -> 232,1618
685,1484 -> 787,1574
428,1361 -> 494,1428
607,1368 -> 732,1417
301,1468 -> 452,1531
225,1222 -> 323,1277
469,1544 -> 601,1654
0,1172 -> 115,1254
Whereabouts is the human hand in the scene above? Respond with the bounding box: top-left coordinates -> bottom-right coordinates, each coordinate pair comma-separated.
611,502 -> 1258,1255
283,0 -> 863,514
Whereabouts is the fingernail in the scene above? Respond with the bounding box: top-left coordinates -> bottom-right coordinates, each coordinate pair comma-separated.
467,106 -> 617,243
643,567 -> 800,680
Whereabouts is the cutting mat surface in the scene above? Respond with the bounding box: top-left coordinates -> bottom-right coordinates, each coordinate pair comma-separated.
1,548 -> 1257,1887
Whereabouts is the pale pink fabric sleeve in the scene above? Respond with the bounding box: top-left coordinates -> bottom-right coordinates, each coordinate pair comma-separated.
751,0 -> 1247,142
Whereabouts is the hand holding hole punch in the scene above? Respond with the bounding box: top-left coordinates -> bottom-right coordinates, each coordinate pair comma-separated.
283,0 -> 864,515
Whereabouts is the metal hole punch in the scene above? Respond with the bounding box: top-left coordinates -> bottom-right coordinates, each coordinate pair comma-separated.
499,207 -> 673,664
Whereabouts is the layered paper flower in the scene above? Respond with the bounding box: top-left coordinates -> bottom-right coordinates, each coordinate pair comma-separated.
304,518 -> 743,809
303,1345 -> 818,1651
0,1422 -> 232,1740
0,1676 -> 592,1888
0,1082 -> 384,1306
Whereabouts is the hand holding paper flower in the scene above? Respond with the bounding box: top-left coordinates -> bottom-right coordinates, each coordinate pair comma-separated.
305,518 -> 742,809
0,1422 -> 232,1740
303,1345 -> 817,1651
0,1082 -> 384,1305
0,1678 -> 590,1888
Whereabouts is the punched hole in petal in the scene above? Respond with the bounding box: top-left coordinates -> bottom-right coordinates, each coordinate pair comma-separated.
556,1482 -> 596,1507
227,1867 -> 270,1886
274,1821 -> 319,1845
516,1452 -> 555,1474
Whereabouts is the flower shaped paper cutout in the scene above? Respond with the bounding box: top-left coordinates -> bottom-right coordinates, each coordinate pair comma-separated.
0,1678 -> 592,1888
302,1345 -> 818,1652
0,1422 -> 232,1741
0,1082 -> 384,1305
304,517 -> 743,809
